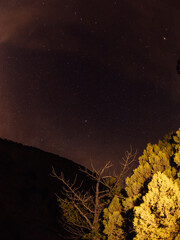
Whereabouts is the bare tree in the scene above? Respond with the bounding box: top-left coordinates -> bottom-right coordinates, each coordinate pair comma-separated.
51,148 -> 136,240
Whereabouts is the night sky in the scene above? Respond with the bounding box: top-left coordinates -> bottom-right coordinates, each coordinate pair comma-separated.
0,0 -> 180,170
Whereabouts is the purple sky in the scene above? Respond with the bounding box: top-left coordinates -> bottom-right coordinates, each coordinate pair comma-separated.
0,0 -> 180,170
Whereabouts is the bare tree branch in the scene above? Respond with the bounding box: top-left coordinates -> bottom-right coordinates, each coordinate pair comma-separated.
51,167 -> 95,214
51,147 -> 137,239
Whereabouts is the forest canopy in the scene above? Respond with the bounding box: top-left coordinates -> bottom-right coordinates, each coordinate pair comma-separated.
52,128 -> 180,239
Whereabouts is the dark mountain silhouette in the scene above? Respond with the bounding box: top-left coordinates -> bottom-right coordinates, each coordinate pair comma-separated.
0,138 -> 92,239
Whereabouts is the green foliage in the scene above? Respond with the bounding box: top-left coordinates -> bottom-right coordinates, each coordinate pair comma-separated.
174,129 -> 180,168
58,198 -> 102,239
106,177 -> 121,196
82,227 -> 106,240
133,171 -> 180,240
58,198 -> 90,228
175,234 -> 180,240
103,195 -> 125,240
54,128 -> 180,239
103,177 -> 122,206
124,128 -> 180,211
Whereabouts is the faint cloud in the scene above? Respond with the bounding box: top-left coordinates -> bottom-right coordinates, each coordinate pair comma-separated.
0,0 -> 81,50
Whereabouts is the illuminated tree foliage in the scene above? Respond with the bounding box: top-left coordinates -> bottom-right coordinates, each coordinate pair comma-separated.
51,128 -> 180,239
103,195 -> 125,240
124,128 -> 180,212
58,198 -> 92,237
134,171 -> 180,240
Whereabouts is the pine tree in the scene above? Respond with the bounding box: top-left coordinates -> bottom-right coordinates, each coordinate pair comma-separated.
103,195 -> 125,240
133,171 -> 180,240
124,128 -> 180,212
